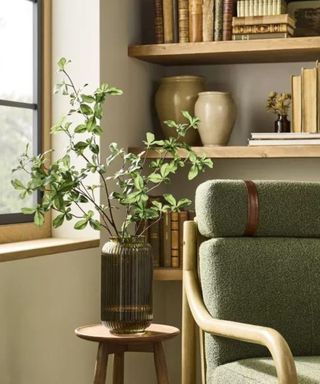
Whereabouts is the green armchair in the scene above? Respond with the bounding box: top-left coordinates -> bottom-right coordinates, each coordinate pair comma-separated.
182,180 -> 320,384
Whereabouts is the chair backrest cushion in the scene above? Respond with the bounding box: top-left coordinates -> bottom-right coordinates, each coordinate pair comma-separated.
199,237 -> 320,376
195,179 -> 320,238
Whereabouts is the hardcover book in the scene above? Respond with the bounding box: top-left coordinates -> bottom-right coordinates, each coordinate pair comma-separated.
232,14 -> 296,27
232,32 -> 291,39
161,211 -> 172,267
178,210 -> 189,268
154,0 -> 164,43
291,75 -> 302,133
214,0 -> 223,40
202,0 -> 214,41
223,0 -> 236,40
301,67 -> 317,133
189,0 -> 203,42
232,23 -> 294,34
178,0 -> 189,42
163,0 -> 174,43
171,212 -> 179,267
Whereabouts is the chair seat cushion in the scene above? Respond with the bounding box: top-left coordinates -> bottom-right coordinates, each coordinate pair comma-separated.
211,356 -> 320,383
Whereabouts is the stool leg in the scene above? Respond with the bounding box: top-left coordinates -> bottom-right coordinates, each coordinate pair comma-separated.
113,352 -> 124,384
153,342 -> 170,384
94,343 -> 108,384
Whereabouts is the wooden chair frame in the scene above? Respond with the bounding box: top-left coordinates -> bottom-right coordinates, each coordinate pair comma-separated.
181,220 -> 298,384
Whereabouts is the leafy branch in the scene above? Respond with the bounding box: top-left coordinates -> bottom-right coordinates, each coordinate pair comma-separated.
12,58 -> 213,242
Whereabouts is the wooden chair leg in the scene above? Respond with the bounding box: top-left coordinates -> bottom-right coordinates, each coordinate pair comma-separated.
153,342 -> 170,384
94,342 -> 108,384
113,352 -> 124,384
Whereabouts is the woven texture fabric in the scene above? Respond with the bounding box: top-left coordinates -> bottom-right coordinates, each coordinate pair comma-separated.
199,237 -> 320,380
211,356 -> 320,384
195,179 -> 320,238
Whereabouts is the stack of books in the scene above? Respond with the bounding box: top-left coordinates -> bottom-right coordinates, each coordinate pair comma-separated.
248,132 -> 320,146
154,0 -> 238,43
232,14 -> 296,40
291,62 -> 320,134
141,210 -> 193,269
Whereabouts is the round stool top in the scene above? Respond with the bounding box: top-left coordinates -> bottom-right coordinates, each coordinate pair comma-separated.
75,323 -> 180,344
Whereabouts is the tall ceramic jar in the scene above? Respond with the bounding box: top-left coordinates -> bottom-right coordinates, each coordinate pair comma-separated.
101,237 -> 153,334
195,91 -> 236,146
155,75 -> 205,145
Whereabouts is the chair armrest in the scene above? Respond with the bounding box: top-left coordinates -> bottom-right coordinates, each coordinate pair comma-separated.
184,269 -> 298,384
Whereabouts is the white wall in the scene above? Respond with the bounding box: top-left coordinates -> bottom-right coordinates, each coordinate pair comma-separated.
0,1 -> 101,383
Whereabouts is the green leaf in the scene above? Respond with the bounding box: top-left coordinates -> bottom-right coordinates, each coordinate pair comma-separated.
57,57 -> 70,71
21,207 -> 36,214
53,214 -> 65,228
163,194 -> 176,206
80,104 -> 93,115
146,132 -> 155,145
177,198 -> 192,209
74,141 -> 88,152
188,165 -> 199,180
74,124 -> 87,133
148,173 -> 163,183
74,219 -> 88,230
134,174 -> 144,190
81,94 -> 95,103
34,211 -> 44,226
90,143 -> 100,154
11,179 -> 25,190
89,219 -> 101,230
107,87 -> 123,95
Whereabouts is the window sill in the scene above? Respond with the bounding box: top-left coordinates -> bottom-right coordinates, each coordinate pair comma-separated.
0,237 -> 100,262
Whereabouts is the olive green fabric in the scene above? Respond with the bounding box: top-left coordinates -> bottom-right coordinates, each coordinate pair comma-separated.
195,180 -> 320,238
211,356 -> 320,383
199,237 -> 320,380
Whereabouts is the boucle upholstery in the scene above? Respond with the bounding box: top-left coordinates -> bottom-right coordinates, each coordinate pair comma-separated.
195,179 -> 320,238
211,356 -> 320,384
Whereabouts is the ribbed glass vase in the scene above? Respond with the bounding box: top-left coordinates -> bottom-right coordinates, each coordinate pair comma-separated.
101,237 -> 153,334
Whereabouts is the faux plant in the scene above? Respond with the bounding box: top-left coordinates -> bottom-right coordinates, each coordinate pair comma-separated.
266,91 -> 291,116
12,58 -> 213,241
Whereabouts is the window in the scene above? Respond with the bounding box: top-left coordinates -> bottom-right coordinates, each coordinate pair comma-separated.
0,0 -> 51,243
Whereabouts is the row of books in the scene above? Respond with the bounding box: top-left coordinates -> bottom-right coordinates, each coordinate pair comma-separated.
291,62 -> 320,134
248,132 -> 320,146
143,210 -> 194,269
232,14 -> 295,40
237,0 -> 287,17
154,0 -> 238,43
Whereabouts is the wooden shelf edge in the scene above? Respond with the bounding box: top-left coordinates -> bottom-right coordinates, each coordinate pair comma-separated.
129,145 -> 320,159
128,36 -> 320,65
154,268 -> 182,281
0,237 -> 100,263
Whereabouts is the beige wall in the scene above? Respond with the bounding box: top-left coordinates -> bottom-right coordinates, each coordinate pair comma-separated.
0,1 -> 101,383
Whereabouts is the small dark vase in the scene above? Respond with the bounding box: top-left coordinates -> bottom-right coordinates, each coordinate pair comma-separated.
274,114 -> 290,133
101,237 -> 153,334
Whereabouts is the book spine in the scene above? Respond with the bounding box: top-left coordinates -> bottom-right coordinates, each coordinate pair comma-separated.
178,210 -> 189,268
202,0 -> 214,42
267,0 -> 272,16
154,0 -> 164,44
189,0 -> 203,42
149,219 -> 161,267
249,0 -> 254,16
214,0 -> 223,41
178,0 -> 189,42
317,61 -> 320,133
232,32 -> 290,39
301,68 -> 317,133
161,211 -> 172,267
172,0 -> 179,43
223,0 -> 235,41
239,0 -> 245,17
232,23 -> 292,34
232,15 -> 295,27
262,0 -> 267,15
291,75 -> 302,133
253,0 -> 258,16
244,0 -> 249,16
171,212 -> 179,268
163,0 -> 174,43
258,0 -> 263,16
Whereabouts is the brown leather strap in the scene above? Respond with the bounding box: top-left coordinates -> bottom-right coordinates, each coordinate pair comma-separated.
244,180 -> 259,236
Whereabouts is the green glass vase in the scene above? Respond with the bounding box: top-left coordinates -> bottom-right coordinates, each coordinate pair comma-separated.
101,237 -> 153,334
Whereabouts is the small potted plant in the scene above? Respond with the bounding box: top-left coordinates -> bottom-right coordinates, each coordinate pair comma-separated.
12,58 -> 213,334
266,91 -> 292,133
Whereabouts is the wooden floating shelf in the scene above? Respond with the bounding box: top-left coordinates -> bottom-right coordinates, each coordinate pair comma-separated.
154,268 -> 182,281
128,36 -> 320,65
129,146 -> 320,159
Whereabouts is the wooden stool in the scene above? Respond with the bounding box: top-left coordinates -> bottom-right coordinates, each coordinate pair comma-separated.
75,323 -> 180,384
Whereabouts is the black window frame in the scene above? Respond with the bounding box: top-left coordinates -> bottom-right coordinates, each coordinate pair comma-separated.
0,0 -> 42,225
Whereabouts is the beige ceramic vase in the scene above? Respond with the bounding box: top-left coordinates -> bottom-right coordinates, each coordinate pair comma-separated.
155,75 -> 205,145
195,91 -> 236,146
